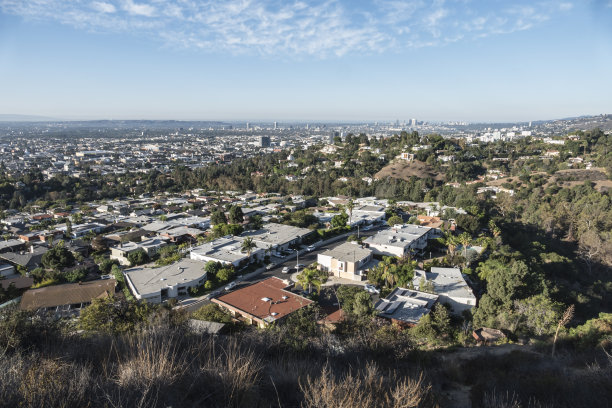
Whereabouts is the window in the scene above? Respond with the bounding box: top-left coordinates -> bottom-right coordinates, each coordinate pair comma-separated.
338,261 -> 345,271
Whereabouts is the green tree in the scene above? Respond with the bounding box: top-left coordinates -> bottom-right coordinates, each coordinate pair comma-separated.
211,209 -> 227,225
240,237 -> 256,259
331,212 -> 348,228
514,294 -> 562,336
191,303 -> 233,324
127,249 -> 149,266
79,296 -> 155,334
387,215 -> 403,227
296,267 -> 325,293
228,205 -> 244,224
41,241 -> 75,270
352,291 -> 373,317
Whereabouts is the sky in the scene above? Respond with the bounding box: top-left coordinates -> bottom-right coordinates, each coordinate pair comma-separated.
0,0 -> 611,123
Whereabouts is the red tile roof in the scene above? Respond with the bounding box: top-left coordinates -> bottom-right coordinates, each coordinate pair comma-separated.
212,277 -> 312,323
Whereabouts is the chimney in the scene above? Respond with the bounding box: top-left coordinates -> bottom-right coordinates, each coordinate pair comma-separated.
29,245 -> 34,253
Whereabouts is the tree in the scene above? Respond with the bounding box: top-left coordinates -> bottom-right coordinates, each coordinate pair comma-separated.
296,267 -> 325,293
79,296 -> 154,334
458,232 -> 472,259
211,209 -> 227,225
191,303 -> 233,324
240,237 -> 256,260
352,291 -> 373,317
331,212 -> 348,229
228,205 -> 244,224
346,198 -> 355,226
552,304 -> 575,357
514,294 -> 561,336
41,241 -> 75,270
127,249 -> 149,266
387,215 -> 403,227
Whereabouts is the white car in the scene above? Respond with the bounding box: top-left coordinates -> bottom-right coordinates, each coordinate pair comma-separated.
306,245 -> 316,252
364,284 -> 380,294
281,266 -> 290,274
266,263 -> 275,270
225,281 -> 237,291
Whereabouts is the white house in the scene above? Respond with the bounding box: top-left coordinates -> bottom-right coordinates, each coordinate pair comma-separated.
190,236 -> 264,267
124,258 -> 207,303
110,238 -> 169,266
364,224 -> 435,257
413,267 -> 476,314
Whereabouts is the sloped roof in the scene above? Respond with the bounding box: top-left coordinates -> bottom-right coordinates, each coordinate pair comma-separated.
20,279 -> 116,310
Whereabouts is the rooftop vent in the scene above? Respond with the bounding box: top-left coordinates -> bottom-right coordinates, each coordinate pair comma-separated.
270,312 -> 278,316
281,296 -> 288,300
261,297 -> 272,302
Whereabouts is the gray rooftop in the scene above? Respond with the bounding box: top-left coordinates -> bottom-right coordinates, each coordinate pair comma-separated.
413,267 -> 476,301
190,237 -> 250,264
124,258 -> 206,297
320,242 -> 372,263
375,288 -> 439,324
240,223 -> 312,247
364,224 -> 432,248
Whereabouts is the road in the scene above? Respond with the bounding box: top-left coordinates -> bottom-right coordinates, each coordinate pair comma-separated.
179,226 -> 383,312
239,227 -> 382,286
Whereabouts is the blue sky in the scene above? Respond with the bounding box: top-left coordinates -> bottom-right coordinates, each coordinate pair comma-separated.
0,0 -> 611,122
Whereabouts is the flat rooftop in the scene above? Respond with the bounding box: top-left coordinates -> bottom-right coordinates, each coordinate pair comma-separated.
364,224 -> 432,248
191,237 -> 249,264
240,223 -> 312,247
414,267 -> 476,300
124,258 -> 206,297
319,242 -> 372,263
375,287 -> 438,324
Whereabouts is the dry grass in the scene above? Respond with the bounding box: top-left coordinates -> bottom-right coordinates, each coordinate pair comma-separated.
300,362 -> 431,408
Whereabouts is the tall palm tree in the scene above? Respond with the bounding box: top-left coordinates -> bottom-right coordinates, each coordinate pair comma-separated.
458,232 -> 471,259
241,237 -> 256,261
444,233 -> 458,256
346,198 -> 355,226
297,268 -> 323,293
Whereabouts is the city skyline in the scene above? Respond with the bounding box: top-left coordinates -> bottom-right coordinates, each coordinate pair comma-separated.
0,0 -> 611,122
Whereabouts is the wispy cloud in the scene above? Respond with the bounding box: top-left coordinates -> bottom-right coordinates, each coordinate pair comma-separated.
0,0 -> 575,57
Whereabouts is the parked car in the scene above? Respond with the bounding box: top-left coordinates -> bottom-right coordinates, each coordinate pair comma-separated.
225,281 -> 237,291
364,284 -> 380,294
266,263 -> 275,270
362,225 -> 372,231
306,245 -> 316,252
281,266 -> 290,274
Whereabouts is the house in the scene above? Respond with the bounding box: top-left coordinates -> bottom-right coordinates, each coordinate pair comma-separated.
110,238 -> 169,266
364,224 -> 435,257
317,242 -> 374,281
0,246 -> 48,271
413,267 -> 476,314
19,279 -> 116,317
374,287 -> 439,327
212,277 -> 312,328
123,258 -> 207,303
190,236 -> 264,267
239,223 -> 313,256
0,263 -> 15,277
0,239 -> 26,254
0,275 -> 34,291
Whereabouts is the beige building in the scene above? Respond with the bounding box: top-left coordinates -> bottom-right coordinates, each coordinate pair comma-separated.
317,242 -> 374,281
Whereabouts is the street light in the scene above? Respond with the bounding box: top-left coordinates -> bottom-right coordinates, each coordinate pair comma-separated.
295,248 -> 299,270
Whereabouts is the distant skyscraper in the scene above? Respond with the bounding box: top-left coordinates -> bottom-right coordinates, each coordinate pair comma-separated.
411,118 -> 417,127
273,121 -> 277,130
246,122 -> 250,130
259,136 -> 271,147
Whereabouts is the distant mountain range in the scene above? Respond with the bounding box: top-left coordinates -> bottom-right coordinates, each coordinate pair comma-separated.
0,114 -> 58,122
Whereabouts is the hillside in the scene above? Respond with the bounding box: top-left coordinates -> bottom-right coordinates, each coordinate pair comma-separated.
374,160 -> 445,182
